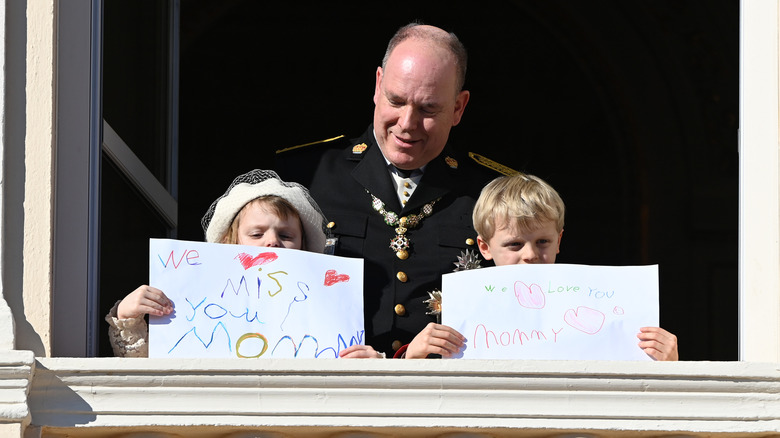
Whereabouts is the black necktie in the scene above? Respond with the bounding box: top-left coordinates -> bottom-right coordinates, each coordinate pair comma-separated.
392,165 -> 416,178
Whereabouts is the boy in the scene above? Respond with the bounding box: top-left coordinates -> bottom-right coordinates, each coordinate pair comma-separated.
473,172 -> 564,266
405,173 -> 678,361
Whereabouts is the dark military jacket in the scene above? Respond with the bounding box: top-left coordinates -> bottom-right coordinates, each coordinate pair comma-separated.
276,125 -> 499,355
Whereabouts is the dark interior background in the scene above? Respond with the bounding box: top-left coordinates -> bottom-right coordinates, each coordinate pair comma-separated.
100,1 -> 738,359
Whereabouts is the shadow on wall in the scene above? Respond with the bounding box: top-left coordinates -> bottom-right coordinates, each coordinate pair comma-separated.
27,361 -> 97,426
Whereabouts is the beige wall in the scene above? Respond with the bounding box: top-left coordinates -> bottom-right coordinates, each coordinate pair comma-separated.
18,0 -> 56,356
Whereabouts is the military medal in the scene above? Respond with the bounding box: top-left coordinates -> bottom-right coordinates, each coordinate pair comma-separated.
368,191 -> 439,259
421,251 -> 482,325
453,249 -> 483,271
390,218 -> 410,259
424,289 -> 442,323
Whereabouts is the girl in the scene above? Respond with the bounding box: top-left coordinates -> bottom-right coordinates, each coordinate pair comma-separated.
106,169 -> 380,358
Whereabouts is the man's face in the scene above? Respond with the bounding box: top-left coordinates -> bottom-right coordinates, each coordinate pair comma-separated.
477,219 -> 563,266
373,39 -> 470,170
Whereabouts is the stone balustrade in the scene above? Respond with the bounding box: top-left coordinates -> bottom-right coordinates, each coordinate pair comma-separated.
0,354 -> 776,437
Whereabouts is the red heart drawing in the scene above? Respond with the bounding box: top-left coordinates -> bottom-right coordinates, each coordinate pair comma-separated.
235,252 -> 279,270
564,306 -> 605,334
514,281 -> 546,309
324,269 -> 350,286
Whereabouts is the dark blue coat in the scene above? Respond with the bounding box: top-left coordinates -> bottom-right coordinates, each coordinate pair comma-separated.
277,126 -> 500,355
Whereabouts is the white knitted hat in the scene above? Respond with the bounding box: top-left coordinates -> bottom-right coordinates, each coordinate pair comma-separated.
201,169 -> 327,252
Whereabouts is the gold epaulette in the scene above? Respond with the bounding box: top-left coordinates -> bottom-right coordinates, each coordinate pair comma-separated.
275,135 -> 345,154
468,152 -> 519,176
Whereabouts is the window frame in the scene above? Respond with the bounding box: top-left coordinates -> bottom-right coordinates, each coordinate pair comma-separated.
52,0 -> 179,357
49,1 -> 780,359
738,0 -> 780,361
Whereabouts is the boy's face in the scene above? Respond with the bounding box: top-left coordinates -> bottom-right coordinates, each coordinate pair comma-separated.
477,219 -> 563,266
236,201 -> 303,250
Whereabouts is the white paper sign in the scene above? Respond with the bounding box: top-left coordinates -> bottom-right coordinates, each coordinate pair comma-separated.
148,239 -> 364,359
441,264 -> 659,360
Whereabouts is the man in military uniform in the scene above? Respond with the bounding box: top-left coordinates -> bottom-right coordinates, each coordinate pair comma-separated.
276,23 -> 509,358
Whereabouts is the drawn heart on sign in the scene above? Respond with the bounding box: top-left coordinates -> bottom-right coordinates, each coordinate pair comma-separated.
564,306 -> 605,334
324,269 -> 350,286
514,281 -> 546,309
236,252 -> 279,270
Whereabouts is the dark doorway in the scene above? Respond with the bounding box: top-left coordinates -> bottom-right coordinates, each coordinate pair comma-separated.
172,1 -> 738,360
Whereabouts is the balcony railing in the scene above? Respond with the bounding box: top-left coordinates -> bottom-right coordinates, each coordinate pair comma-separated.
2,351 -> 778,437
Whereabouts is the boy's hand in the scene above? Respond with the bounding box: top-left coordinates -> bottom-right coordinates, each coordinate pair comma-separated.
339,344 -> 383,358
117,285 -> 174,319
637,326 -> 678,361
405,323 -> 465,359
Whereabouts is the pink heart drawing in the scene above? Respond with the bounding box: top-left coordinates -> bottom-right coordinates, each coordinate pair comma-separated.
235,252 -> 278,270
564,306 -> 605,334
514,281 -> 546,309
324,269 -> 350,286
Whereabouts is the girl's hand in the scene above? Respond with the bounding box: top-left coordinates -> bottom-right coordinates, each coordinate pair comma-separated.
117,285 -> 174,319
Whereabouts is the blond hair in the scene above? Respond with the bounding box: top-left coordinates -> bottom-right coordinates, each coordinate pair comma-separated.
473,173 -> 565,240
220,195 -> 305,247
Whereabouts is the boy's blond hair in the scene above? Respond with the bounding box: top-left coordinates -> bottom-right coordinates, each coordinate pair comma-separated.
473,173 -> 565,240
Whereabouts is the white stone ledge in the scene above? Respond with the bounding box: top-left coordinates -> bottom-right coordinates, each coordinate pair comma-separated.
26,358 -> 780,437
0,350 -> 34,427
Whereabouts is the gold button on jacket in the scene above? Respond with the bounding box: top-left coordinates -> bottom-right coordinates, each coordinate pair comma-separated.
392,340 -> 403,351
396,271 -> 408,282
394,304 -> 406,316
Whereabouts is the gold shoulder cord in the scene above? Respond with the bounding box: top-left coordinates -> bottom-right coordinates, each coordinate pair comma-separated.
275,135 -> 345,154
468,152 -> 519,176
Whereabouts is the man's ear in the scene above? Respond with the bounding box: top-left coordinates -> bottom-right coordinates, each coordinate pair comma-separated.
477,235 -> 493,260
373,67 -> 383,105
452,90 -> 470,126
556,229 -> 564,254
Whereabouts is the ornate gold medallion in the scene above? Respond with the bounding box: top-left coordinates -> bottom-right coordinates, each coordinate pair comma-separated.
368,191 -> 439,259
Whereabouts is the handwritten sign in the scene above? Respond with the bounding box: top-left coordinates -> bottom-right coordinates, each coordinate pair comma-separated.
148,239 -> 364,359
441,264 -> 659,360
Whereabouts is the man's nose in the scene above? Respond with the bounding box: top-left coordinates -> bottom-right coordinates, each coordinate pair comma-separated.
397,106 -> 419,130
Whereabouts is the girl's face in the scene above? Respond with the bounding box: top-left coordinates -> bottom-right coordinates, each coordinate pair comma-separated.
236,201 -> 303,249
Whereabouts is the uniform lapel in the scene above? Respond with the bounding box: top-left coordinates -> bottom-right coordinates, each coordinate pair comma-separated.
402,152 -> 456,212
350,136 -> 403,212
